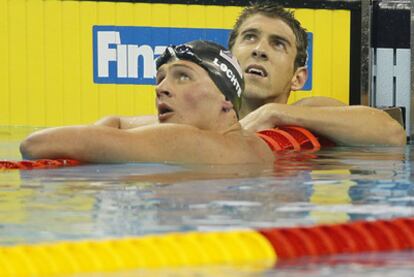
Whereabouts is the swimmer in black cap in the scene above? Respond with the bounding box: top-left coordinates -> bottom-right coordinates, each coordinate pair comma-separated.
156,40 -> 243,116
20,40 -> 274,164
154,40 -> 244,130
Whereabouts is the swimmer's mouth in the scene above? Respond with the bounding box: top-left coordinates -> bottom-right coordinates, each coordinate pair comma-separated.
245,65 -> 268,77
157,103 -> 174,121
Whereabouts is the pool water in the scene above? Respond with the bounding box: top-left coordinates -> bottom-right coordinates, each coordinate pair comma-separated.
1,126 -> 414,276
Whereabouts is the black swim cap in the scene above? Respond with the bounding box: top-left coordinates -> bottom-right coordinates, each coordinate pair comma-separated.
156,40 -> 244,115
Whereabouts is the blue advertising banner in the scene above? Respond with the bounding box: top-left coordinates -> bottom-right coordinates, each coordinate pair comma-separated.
93,26 -> 312,90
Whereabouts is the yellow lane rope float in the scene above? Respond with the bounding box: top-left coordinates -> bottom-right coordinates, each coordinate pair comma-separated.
0,217 -> 414,276
0,230 -> 276,276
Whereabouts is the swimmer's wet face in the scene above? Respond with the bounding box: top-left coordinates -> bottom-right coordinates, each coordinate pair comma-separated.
156,40 -> 244,116
231,14 -> 299,104
155,60 -> 235,130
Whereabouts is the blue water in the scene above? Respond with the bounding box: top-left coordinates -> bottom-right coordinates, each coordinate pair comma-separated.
1,126 -> 414,276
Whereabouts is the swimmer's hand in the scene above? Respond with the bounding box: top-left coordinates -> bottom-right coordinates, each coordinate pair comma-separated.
240,103 -> 289,132
240,97 -> 347,132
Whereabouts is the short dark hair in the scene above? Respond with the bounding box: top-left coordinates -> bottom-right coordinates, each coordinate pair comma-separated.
228,1 -> 308,69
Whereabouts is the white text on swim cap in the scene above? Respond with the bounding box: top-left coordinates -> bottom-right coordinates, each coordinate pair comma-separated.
212,58 -> 242,97
219,50 -> 243,77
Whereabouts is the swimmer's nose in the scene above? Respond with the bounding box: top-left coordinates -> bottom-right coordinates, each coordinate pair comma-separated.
156,89 -> 171,98
155,83 -> 172,98
252,39 -> 269,61
252,49 -> 268,60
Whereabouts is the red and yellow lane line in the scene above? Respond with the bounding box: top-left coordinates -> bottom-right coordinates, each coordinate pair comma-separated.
0,159 -> 80,170
0,231 -> 276,276
0,218 -> 413,276
259,217 -> 414,259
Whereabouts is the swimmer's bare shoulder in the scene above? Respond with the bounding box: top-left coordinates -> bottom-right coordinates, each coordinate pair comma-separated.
95,115 -> 158,129
126,123 -> 275,164
222,125 -> 275,164
242,130 -> 275,164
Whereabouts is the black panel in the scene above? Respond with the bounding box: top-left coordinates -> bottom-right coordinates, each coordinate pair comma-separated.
84,0 -> 360,10
371,2 -> 410,48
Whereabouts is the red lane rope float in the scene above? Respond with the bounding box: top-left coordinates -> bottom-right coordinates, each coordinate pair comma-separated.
256,133 -> 283,152
279,126 -> 321,151
258,217 -> 414,260
0,159 -> 81,170
258,129 -> 301,151
257,126 -> 333,153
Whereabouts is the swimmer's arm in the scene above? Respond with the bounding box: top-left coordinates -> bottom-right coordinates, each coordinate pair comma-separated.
20,124 -> 273,164
94,115 -> 158,129
240,98 -> 406,146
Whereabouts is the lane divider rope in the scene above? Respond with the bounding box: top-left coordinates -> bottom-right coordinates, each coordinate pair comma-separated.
0,217 -> 413,276
0,231 -> 276,276
0,159 -> 80,170
258,126 -> 332,152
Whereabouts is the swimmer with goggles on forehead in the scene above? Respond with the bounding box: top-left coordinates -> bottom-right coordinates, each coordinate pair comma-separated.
156,41 -> 243,116
20,40 -> 275,165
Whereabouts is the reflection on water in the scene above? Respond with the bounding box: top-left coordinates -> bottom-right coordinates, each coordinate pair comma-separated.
273,251 -> 414,276
1,126 -> 414,275
82,251 -> 414,277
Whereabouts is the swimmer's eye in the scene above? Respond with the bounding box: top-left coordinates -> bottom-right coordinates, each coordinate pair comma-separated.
271,38 -> 287,51
179,74 -> 190,81
175,71 -> 191,82
242,32 -> 257,42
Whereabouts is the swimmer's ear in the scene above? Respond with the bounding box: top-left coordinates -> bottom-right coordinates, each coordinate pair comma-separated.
222,100 -> 234,112
291,66 -> 308,91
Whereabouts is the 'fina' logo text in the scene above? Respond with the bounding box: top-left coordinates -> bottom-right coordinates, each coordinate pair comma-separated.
93,26 -> 230,85
97,31 -> 166,80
